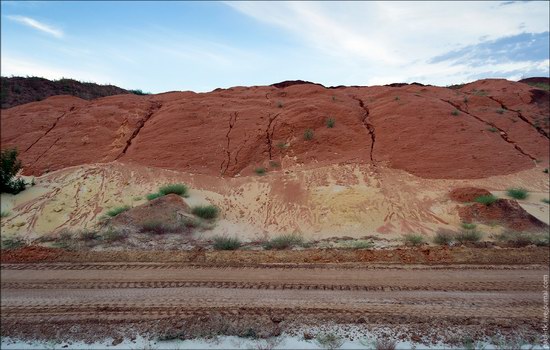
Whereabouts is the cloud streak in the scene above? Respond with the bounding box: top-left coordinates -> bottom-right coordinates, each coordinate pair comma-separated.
7,15 -> 63,38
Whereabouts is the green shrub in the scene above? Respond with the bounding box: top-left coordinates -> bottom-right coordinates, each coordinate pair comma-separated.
506,188 -> 528,199
276,101 -> 283,108
326,117 -> 336,128
315,332 -> 344,350
303,128 -> 314,141
101,227 -> 128,242
495,231 -> 549,247
263,233 -> 304,250
129,89 -> 150,95
461,222 -> 476,230
543,168 -> 548,173
146,192 -> 163,200
276,141 -> 289,149
496,108 -> 505,114
213,236 -> 241,250
139,220 -> 171,234
451,109 -> 459,116
542,198 -> 550,204
433,229 -> 456,246
1,148 -> 26,194
487,127 -> 498,132
79,230 -> 100,241
159,183 -> 189,197
192,205 -> 220,219
1,236 -> 26,250
254,167 -> 266,175
525,82 -> 550,91
473,89 -> 487,96
474,194 -> 498,205
106,205 -> 130,217
402,233 -> 425,246
455,229 -> 482,243
1,210 -> 9,218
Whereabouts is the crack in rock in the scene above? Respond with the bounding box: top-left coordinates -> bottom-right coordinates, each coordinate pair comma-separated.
115,101 -> 162,160
485,95 -> 549,140
351,96 -> 376,162
265,113 -> 280,160
24,105 -> 77,153
442,99 -> 537,161
220,112 -> 238,176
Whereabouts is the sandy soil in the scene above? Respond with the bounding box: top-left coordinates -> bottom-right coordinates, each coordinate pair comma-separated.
1,262 -> 548,346
1,162 -> 548,241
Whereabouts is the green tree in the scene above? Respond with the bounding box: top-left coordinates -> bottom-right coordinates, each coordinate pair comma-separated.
1,148 -> 26,194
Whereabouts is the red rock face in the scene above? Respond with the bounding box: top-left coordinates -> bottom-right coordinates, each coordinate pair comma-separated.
1,79 -> 548,179
458,199 -> 549,232
449,187 -> 492,202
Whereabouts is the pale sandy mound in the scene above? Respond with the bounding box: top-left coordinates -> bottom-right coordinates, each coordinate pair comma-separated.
1,161 -> 548,241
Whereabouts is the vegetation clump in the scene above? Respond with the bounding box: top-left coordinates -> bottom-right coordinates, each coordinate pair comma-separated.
451,109 -> 459,116
263,233 -> 304,250
303,128 -> 314,141
106,205 -> 130,217
506,187 -> 528,200
402,233 -> 425,246
494,231 -> 549,247
254,167 -> 266,175
1,148 -> 26,194
474,194 -> 498,205
139,220 -> 173,235
1,236 -> 26,250
192,205 -> 219,219
314,332 -> 344,350
146,192 -> 163,200
433,229 -> 456,246
213,236 -> 241,250
461,222 -> 476,230
159,183 -> 189,197
326,117 -> 336,128
455,229 -> 482,243
1,210 -> 10,218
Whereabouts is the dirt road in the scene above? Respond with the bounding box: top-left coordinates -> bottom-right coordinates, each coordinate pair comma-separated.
1,262 -> 548,343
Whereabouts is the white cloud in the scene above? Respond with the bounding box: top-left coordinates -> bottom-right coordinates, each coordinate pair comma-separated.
226,1 -> 550,85
6,15 -> 63,38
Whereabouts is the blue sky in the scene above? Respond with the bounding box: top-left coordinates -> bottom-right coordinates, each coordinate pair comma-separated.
1,1 -> 549,93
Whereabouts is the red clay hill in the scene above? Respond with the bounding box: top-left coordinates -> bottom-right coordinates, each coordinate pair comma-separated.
1,78 -> 548,179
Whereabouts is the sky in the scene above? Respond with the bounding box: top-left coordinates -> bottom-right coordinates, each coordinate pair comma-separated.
1,1 -> 549,93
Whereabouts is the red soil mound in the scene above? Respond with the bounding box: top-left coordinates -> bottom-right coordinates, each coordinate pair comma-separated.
449,187 -> 492,202
458,199 -> 549,232
1,79 -> 548,179
0,245 -> 63,263
108,194 -> 191,228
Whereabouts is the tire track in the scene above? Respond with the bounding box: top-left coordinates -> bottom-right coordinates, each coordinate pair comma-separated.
2,280 -> 540,292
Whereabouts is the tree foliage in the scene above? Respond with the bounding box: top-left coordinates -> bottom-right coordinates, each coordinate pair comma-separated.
1,148 -> 26,194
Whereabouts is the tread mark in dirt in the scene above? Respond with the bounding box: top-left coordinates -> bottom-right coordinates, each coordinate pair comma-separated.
441,99 -> 537,161
351,96 -> 376,162
0,280 -> 541,292
115,101 -> 162,160
220,112 -> 238,176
